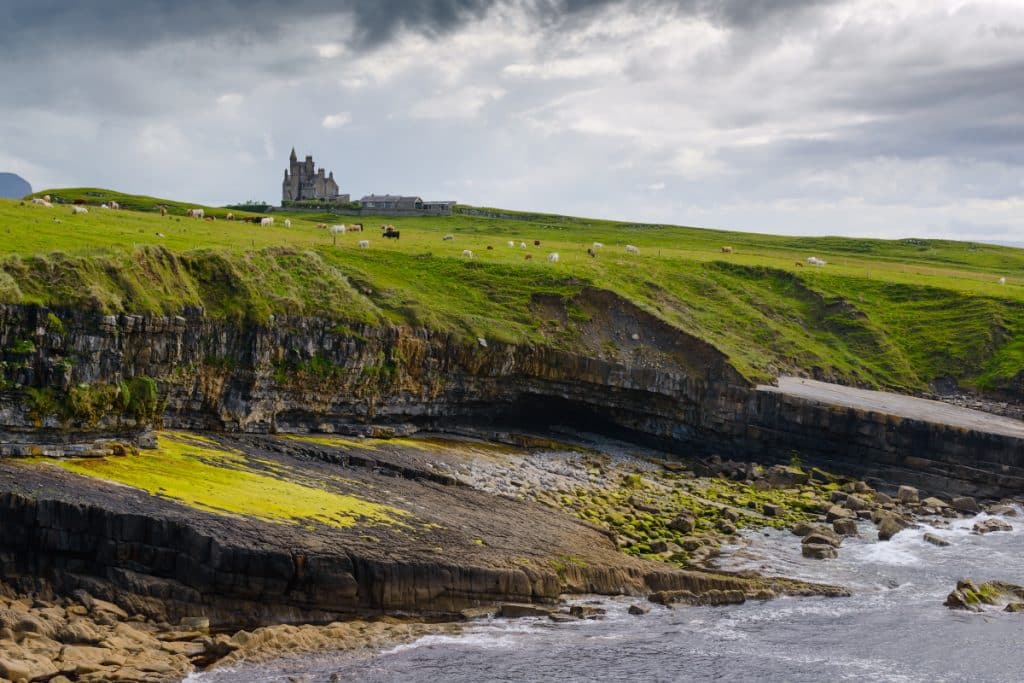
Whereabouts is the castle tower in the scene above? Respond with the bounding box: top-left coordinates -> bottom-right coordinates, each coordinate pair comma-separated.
282,149 -> 343,204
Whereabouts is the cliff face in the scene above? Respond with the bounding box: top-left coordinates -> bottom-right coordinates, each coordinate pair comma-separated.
0,291 -> 750,447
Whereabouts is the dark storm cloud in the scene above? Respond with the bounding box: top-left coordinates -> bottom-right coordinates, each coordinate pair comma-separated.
0,0 -> 836,55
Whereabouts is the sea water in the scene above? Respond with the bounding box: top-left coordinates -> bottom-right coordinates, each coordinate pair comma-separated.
192,508 -> 1024,682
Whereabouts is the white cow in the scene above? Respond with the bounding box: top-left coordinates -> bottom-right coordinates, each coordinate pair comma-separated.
31,198 -> 52,207
548,253 -> 560,263
462,249 -> 474,258
508,240 -> 516,248
100,203 -> 111,209
807,257 -> 826,267
330,224 -> 346,234
625,244 -> 639,254
592,242 -> 604,249
260,217 -> 274,227
283,219 -> 292,228
71,206 -> 88,214
109,201 -> 120,210
999,277 -> 1007,285
358,240 -> 370,248
186,208 -> 204,219
519,242 -> 527,249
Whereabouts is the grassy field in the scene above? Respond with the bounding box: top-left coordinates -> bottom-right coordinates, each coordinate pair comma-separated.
2,187 -> 1022,393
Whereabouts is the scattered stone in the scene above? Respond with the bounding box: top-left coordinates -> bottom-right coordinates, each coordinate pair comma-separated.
548,613 -> 578,623
973,518 -> 1013,535
874,491 -> 893,505
718,521 -> 737,535
921,497 -> 949,509
668,513 -> 695,534
568,605 -> 605,619
843,494 -> 871,511
986,504 -> 1018,517
897,485 -> 919,505
790,521 -> 816,537
803,525 -> 842,547
923,532 -> 950,547
628,604 -> 650,616
762,503 -> 781,517
802,543 -> 837,560
951,496 -> 980,514
498,603 -> 557,619
876,512 -> 908,541
832,518 -> 858,536
826,505 -> 856,522
1005,603 -> 1024,613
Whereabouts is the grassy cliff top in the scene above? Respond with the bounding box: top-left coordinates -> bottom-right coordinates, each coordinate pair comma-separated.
2,188 -> 1022,393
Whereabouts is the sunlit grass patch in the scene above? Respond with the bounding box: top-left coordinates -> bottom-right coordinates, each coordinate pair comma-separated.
36,431 -> 408,528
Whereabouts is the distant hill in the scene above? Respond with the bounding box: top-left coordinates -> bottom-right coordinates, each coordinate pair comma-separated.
0,173 -> 31,199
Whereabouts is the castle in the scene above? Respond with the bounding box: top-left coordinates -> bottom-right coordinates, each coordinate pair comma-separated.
282,149 -> 349,203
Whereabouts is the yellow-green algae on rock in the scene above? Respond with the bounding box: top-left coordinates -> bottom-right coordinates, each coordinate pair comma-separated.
37,431 -> 408,528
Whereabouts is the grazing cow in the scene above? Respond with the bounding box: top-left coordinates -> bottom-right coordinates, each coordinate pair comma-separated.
226,213 -> 235,221
71,206 -> 88,214
348,223 -> 363,232
317,223 -> 327,229
508,240 -> 515,248
443,234 -> 454,241
721,246 -> 734,253
525,254 -> 533,260
462,250 -> 473,258
31,198 -> 51,207
625,244 -> 639,254
534,240 -> 540,246
548,253 -> 560,263
383,231 -> 400,239
358,240 -> 369,248
592,242 -> 604,249
587,248 -> 596,257
519,242 -> 527,248
186,208 -> 204,219
795,261 -> 804,267
100,203 -> 110,209
807,257 -> 826,266
109,201 -> 120,210
156,232 -> 165,238
486,245 -> 493,250
262,217 -> 274,227
999,277 -> 1007,285
284,219 -> 292,228
330,225 -> 346,234
159,206 -> 168,216
42,195 -> 51,202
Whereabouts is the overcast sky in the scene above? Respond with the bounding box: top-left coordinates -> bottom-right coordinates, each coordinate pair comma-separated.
2,0 -> 1023,240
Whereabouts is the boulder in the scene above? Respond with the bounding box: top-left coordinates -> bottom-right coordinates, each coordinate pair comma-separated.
802,543 -> 837,560
843,494 -> 871,512
718,521 -> 737,535
951,496 -> 980,514
874,491 -> 893,505
568,605 -> 605,619
762,503 -> 782,517
897,485 -> 919,505
628,604 -> 651,616
921,497 -> 949,509
973,518 -> 1013,535
498,603 -> 556,619
765,465 -> 809,488
876,512 -> 908,541
923,533 -> 950,547
826,505 -> 856,522
986,504 -> 1018,517
832,518 -> 858,536
803,525 -> 842,547
668,513 -> 696,534
790,521 -> 816,537
1005,603 -> 1024,613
